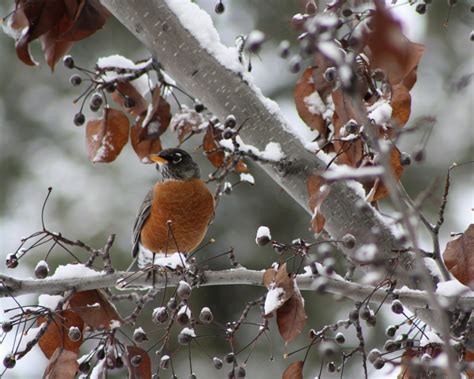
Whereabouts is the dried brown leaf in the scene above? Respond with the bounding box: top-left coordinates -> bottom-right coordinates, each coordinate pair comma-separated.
171,107 -> 205,143
67,289 -> 122,330
42,347 -> 78,379
86,108 -> 130,163
111,81 -> 148,117
203,123 -> 225,168
40,15 -> 74,70
369,148 -> 404,202
282,360 -> 304,379
142,89 -> 171,134
277,289 -> 307,343
131,117 -> 163,163
38,310 -> 84,359
125,345 -> 152,379
443,224 -> 474,286
390,84 -> 411,128
263,264 -> 295,317
307,175 -> 330,233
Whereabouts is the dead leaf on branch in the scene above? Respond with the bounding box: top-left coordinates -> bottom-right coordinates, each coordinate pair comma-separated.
12,0 -> 108,69
368,147 -> 404,202
111,81 -> 148,117
42,347 -> 78,379
67,289 -> 122,330
86,108 -> 129,163
171,106 -> 205,143
277,288 -> 308,343
282,360 -> 304,379
263,263 -> 295,316
131,116 -> 163,163
37,310 -> 84,359
307,175 -> 330,234
443,224 -> 474,286
125,345 -> 152,379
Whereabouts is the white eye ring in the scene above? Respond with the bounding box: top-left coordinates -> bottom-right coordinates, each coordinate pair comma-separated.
172,154 -> 182,164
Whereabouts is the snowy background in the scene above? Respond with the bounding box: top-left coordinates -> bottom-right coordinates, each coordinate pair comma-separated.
0,0 -> 472,378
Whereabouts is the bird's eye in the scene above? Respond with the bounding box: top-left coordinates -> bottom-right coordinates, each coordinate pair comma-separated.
172,153 -> 182,164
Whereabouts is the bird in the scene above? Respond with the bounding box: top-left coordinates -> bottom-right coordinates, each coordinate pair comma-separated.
130,148 -> 215,269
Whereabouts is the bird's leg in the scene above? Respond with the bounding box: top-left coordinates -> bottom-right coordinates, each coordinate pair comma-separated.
151,252 -> 156,287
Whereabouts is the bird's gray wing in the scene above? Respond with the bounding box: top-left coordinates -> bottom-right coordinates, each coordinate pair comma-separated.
131,188 -> 154,258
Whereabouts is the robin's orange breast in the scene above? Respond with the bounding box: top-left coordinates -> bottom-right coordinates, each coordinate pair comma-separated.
140,179 -> 214,254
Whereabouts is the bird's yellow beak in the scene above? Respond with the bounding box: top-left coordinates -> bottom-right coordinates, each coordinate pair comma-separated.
148,154 -> 169,165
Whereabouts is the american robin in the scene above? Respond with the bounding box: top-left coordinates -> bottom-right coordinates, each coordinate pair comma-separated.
130,148 -> 215,269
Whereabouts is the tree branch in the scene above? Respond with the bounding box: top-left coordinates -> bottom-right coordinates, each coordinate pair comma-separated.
99,0 -> 405,276
2,269 -> 473,312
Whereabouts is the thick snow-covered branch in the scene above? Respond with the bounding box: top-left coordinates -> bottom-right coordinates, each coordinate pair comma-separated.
99,0 -> 409,279
1,269 -> 473,312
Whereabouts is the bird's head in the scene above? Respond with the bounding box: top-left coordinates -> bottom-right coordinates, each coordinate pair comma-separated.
148,148 -> 200,181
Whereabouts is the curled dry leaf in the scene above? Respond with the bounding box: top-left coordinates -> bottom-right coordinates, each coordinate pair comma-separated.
42,347 -> 78,379
142,88 -> 172,132
37,310 -> 84,359
131,116 -> 163,163
282,360 -> 304,379
171,106 -> 205,143
12,0 -> 108,69
390,84 -> 411,128
67,289 -> 122,330
263,263 -> 295,316
111,81 -> 148,117
125,345 -> 152,379
86,108 -> 129,163
307,175 -> 330,233
369,147 -> 403,202
443,224 -> 474,286
365,2 -> 425,87
203,123 -> 225,168
277,287 -> 307,343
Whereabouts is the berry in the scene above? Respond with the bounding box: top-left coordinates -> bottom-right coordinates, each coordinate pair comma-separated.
3,354 -> 15,369
391,300 -> 404,314
213,357 -> 223,369
345,120 -> 359,134
153,307 -> 168,324
35,263 -> 49,279
74,112 -> 85,126
90,93 -> 103,109
386,326 -> 397,337
68,326 -> 81,342
124,96 -> 136,108
416,3 -> 426,14
366,315 -> 376,327
194,102 -> 205,113
177,311 -> 190,325
289,56 -> 301,73
413,149 -> 424,162
199,307 -> 213,324
223,128 -> 234,140
400,152 -> 411,166
306,1 -> 317,15
70,74 -> 82,86
178,329 -> 193,345
246,30 -> 265,54
177,281 -> 192,299
160,355 -> 170,369
63,55 -> 74,69
335,332 -> 345,344
224,352 -> 235,364
342,234 -> 356,249
278,40 -> 290,59
327,362 -> 336,372
105,82 -> 116,93
236,366 -> 246,378
6,254 -> 18,269
1,321 -> 13,333
131,354 -> 143,366
167,297 -> 178,311
215,2 -> 224,14
384,340 -> 397,352
133,328 -> 148,343
324,67 -> 336,82
470,31 -> 474,42
224,115 -> 236,129
368,349 -> 380,363
79,360 -> 90,373
342,8 -> 353,17
360,307 -> 371,321
115,356 -> 124,368
373,357 -> 385,370
349,308 -> 359,321
96,347 -> 105,360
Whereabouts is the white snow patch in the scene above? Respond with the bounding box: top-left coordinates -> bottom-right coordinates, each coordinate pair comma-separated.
48,264 -> 101,280
321,165 -> 384,182
256,226 -> 271,241
260,142 -> 285,161
436,279 -> 471,297
264,286 -> 286,315
177,305 -> 191,318
354,244 -> 378,263
240,173 -> 255,185
367,100 -> 392,125
35,260 -> 49,271
180,327 -> 196,337
38,295 -> 62,310
246,30 -> 265,47
165,0 -> 243,74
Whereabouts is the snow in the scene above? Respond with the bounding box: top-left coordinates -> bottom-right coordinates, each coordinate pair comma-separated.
133,327 -> 145,336
260,142 -> 285,161
137,246 -> 189,269
367,100 -> 393,125
152,306 -> 166,319
436,279 -> 471,297
38,294 -> 63,310
264,286 -> 286,315
165,0 -> 244,74
256,226 -> 271,241
177,305 -> 191,318
318,41 -> 344,64
303,92 -> 334,122
90,358 -> 107,379
180,327 -> 196,337
354,244 -> 378,263
246,30 -> 265,47
423,258 -> 442,282
220,137 -> 285,162
110,320 -> 121,329
321,165 -> 384,182
240,173 -> 255,185
48,263 -> 101,280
